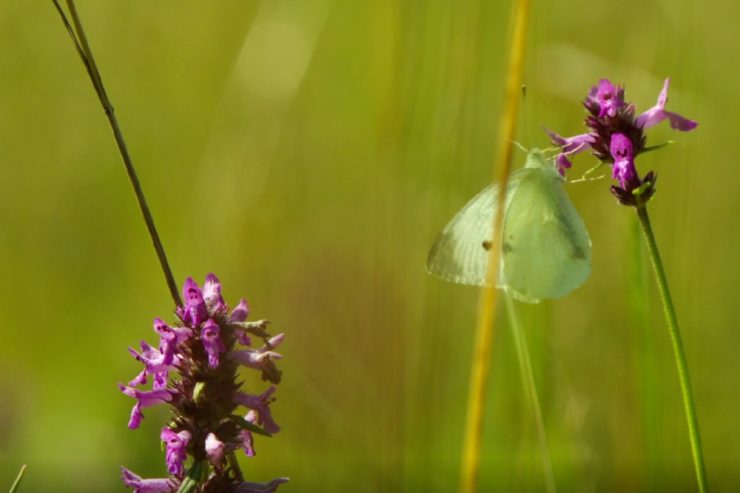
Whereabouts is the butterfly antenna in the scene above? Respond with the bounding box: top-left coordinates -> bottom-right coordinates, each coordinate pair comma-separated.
569,161 -> 607,183
510,140 -> 529,154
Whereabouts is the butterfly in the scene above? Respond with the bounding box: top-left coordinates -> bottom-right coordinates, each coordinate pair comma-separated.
426,149 -> 591,303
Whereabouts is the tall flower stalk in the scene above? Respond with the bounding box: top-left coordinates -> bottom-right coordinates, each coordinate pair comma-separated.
549,79 -> 707,492
120,275 -> 288,492
52,2 -> 288,491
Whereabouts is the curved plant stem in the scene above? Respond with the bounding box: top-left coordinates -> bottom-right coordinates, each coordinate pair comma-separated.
52,0 -> 182,308
504,294 -> 557,493
636,205 -> 709,493
458,0 -> 530,492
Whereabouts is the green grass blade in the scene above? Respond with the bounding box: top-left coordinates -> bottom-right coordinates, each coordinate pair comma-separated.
8,465 -> 27,493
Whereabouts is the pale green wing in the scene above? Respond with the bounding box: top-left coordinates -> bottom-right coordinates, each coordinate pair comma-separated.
426,169 -> 532,287
500,164 -> 591,303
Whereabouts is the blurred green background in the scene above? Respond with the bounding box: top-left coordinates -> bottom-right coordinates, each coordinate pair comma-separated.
1,1 -> 737,491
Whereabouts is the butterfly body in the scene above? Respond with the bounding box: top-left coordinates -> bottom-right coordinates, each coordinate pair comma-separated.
426,150 -> 591,303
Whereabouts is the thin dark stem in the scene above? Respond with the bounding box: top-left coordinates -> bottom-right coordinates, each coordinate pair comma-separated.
636,205 -> 709,493
227,453 -> 244,482
53,0 -> 182,307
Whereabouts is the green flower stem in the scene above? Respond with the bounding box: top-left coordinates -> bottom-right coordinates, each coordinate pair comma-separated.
504,294 -> 557,493
636,205 -> 709,493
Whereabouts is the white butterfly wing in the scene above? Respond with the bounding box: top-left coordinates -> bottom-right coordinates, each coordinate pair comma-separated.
501,166 -> 591,303
426,170 -> 531,287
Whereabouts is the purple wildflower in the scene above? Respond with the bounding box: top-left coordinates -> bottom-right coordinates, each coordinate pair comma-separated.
201,319 -> 226,369
234,386 -> 281,434
548,78 -> 697,206
161,428 -> 191,477
203,273 -> 227,315
545,130 -> 594,174
118,385 -> 172,429
636,79 -> 698,131
127,341 -> 175,388
177,277 -> 209,328
205,433 -> 225,467
154,318 -> 192,347
119,275 -> 288,492
231,333 -> 284,383
240,411 -> 258,457
609,133 -> 638,189
230,299 -> 250,323
588,79 -> 626,118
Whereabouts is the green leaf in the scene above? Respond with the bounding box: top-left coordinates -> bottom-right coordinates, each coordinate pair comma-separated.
177,460 -> 208,493
641,141 -> 673,154
230,415 -> 272,436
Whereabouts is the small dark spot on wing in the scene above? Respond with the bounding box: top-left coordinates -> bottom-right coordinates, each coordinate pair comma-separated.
482,240 -> 514,253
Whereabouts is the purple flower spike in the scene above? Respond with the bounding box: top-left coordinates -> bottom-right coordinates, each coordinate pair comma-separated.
120,275 -> 286,490
546,77 -> 697,206
201,319 -> 226,369
235,386 -> 281,434
161,428 -> 191,477
235,478 -> 290,493
546,130 -> 594,175
636,78 -> 698,131
610,133 -> 638,189
121,467 -> 178,493
205,432 -> 225,467
203,273 -> 227,315
177,277 -> 208,328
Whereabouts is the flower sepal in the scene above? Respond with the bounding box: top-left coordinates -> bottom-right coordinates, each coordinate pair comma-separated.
610,171 -> 657,207
641,141 -> 673,155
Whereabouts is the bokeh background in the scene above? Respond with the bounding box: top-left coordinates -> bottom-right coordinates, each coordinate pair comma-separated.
1,1 -> 738,491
